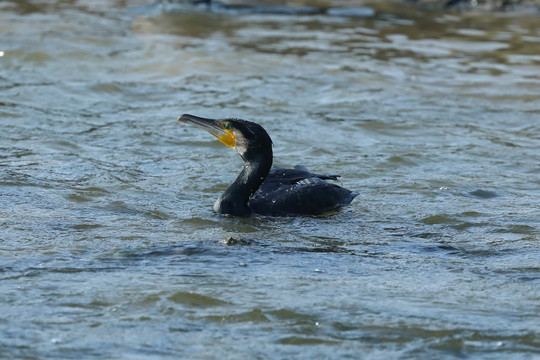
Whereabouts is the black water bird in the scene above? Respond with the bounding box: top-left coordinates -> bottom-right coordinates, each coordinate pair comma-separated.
178,114 -> 357,216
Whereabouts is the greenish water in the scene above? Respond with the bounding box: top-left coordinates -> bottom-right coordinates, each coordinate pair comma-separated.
1,0 -> 539,358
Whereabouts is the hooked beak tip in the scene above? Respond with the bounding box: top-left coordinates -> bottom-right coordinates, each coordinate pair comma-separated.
177,114 -> 189,123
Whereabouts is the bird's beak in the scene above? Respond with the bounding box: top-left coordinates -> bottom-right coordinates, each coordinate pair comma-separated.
178,114 -> 235,149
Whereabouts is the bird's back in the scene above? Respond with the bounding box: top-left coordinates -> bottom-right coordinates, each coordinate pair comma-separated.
248,166 -> 357,216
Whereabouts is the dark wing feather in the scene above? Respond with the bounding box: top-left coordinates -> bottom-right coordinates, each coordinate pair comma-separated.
260,165 -> 340,187
248,165 -> 357,216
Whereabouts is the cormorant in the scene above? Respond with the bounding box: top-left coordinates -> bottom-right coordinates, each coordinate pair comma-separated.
178,114 -> 357,216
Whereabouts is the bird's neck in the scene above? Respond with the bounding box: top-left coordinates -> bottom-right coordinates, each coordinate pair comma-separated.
214,152 -> 272,216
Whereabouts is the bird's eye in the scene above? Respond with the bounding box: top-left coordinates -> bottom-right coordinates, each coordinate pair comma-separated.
224,123 -> 232,130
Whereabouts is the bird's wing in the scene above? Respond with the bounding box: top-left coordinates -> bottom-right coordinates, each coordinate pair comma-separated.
249,166 -> 356,216
266,165 -> 341,185
249,181 -> 356,216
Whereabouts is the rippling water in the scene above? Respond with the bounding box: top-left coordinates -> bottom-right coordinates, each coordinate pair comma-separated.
1,0 -> 539,358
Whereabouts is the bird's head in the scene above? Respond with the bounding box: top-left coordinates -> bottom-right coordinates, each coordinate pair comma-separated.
178,114 -> 273,160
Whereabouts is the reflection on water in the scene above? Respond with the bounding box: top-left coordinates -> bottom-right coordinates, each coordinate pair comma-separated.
1,0 -> 540,358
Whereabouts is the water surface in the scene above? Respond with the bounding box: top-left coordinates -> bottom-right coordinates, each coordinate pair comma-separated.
1,0 -> 539,358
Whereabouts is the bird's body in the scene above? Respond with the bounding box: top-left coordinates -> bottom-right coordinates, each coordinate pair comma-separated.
248,166 -> 356,216
178,114 -> 357,216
